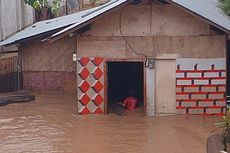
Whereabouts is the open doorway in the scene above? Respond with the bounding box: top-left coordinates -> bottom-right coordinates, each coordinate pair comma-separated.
106,61 -> 144,115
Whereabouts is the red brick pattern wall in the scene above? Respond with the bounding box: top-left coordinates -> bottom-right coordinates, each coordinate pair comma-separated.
176,58 -> 226,115
77,57 -> 104,115
23,71 -> 76,91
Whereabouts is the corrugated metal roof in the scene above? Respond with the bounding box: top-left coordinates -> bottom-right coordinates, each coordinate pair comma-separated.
49,0 -> 230,40
166,0 -> 230,33
0,0 -> 132,46
1,0 -> 230,47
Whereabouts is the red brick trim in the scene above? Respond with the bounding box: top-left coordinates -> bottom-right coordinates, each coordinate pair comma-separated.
176,61 -> 226,115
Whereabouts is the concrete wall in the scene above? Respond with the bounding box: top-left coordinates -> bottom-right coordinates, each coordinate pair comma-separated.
76,4 -> 226,115
19,4 -> 227,114
21,4 -> 226,73
176,58 -> 226,115
89,5 -> 210,36
21,37 -> 76,72
20,36 -> 77,92
78,4 -> 226,58
78,36 -> 226,58
155,56 -> 177,114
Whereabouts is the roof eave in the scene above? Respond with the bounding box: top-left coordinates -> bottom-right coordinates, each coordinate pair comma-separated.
0,0 -> 134,47
166,0 -> 230,35
49,0 -> 134,42
1,26 -> 67,48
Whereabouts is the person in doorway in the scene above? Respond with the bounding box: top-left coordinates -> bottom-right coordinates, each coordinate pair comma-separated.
121,89 -> 138,111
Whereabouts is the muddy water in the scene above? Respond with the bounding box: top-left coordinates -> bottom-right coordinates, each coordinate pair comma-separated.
0,92 -> 222,153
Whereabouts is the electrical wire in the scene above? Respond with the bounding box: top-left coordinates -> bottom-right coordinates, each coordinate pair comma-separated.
118,6 -> 148,58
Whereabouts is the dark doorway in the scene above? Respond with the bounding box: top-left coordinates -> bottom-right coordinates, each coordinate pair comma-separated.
0,56 -> 21,93
107,61 -> 144,113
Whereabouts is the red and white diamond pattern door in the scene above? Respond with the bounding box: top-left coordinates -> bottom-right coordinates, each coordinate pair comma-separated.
77,57 -> 104,115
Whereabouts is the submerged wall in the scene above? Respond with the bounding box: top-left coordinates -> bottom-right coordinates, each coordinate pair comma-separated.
20,36 -> 77,93
77,4 -> 226,115
20,4 -> 227,115
176,58 -> 226,115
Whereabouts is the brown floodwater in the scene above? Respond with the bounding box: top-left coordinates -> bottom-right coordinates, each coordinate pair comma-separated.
0,92 -> 222,153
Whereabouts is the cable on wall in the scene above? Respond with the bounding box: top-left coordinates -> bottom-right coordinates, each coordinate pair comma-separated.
118,6 -> 148,58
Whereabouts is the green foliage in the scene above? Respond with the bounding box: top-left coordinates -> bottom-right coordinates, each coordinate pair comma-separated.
216,109 -> 230,151
51,0 -> 61,15
24,0 -> 47,10
24,0 -> 61,14
222,110 -> 230,143
219,0 -> 230,16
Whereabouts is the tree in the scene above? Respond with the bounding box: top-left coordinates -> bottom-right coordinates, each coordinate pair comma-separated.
219,0 -> 230,16
24,0 -> 61,21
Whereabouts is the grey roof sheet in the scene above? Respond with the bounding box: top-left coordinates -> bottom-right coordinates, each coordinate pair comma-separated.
0,0 -> 130,46
1,0 -> 230,47
48,0 -> 230,39
167,0 -> 230,33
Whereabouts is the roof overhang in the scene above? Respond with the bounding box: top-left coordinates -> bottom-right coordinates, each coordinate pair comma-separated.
42,0 -> 230,42
0,0 -> 134,47
1,0 -> 230,48
166,0 -> 230,34
49,0 -> 134,42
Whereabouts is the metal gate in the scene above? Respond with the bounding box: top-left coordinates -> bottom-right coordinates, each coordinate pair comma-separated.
0,56 -> 20,93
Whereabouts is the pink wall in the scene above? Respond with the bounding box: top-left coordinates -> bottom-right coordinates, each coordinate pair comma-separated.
23,71 -> 76,91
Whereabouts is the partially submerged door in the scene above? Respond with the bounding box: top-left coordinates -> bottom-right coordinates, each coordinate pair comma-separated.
77,57 -> 105,114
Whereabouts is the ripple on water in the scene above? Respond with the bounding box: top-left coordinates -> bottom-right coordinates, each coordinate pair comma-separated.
0,93 -> 223,153
0,118 -> 14,123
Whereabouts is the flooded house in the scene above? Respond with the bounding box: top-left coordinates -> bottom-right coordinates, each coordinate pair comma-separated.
0,0 -> 230,116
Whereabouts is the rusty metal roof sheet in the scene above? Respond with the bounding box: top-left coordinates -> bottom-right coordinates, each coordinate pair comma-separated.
0,0 -> 132,46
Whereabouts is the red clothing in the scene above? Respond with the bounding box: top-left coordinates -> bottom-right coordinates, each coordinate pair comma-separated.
123,97 -> 137,111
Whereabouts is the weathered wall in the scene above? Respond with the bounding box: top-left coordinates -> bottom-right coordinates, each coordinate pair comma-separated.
20,3 -> 227,115
21,4 -> 226,74
22,37 -> 76,72
89,5 -> 210,36
76,4 -> 226,115
78,4 -> 226,58
21,36 -> 77,92
155,57 -> 176,114
78,36 -> 226,58
77,35 -> 226,115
